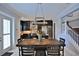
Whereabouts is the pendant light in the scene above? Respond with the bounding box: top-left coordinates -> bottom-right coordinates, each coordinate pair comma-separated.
33,3 -> 47,25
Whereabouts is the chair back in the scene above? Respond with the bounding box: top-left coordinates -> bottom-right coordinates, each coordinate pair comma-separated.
46,45 -> 60,56
21,46 -> 35,56
59,38 -> 65,56
59,38 -> 65,46
21,34 -> 32,39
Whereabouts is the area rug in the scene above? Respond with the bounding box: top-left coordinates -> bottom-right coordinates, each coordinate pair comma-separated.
1,52 -> 13,56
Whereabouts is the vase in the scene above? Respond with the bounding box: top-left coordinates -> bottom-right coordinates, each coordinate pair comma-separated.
38,34 -> 42,41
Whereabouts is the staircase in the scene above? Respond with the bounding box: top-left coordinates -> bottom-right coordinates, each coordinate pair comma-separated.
67,21 -> 79,46
65,21 -> 79,55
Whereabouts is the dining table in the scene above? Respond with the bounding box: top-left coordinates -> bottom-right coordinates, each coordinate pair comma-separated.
16,39 -> 65,56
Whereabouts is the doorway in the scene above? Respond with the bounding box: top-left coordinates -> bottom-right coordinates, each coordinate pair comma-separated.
0,15 -> 12,55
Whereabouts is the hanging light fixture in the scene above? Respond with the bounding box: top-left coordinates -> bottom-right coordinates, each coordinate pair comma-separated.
32,3 -> 47,25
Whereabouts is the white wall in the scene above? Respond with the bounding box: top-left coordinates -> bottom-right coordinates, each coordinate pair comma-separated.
53,18 -> 61,40
15,17 -> 20,43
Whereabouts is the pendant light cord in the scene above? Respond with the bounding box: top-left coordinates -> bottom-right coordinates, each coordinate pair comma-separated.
34,3 -> 46,25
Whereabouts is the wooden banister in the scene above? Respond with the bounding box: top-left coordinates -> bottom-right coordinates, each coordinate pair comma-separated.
66,21 -> 73,29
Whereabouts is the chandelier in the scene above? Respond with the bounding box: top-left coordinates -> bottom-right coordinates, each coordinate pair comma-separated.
33,3 -> 47,25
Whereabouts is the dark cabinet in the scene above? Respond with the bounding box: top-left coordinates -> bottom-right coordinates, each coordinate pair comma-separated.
20,21 -> 30,31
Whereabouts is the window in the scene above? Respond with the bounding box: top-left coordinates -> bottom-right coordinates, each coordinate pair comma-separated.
3,19 -> 11,49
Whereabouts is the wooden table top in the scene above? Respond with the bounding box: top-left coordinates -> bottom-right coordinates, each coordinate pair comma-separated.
16,39 -> 63,47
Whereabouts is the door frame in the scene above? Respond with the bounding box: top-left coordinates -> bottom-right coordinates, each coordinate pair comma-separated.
0,11 -> 15,55
0,15 -> 12,55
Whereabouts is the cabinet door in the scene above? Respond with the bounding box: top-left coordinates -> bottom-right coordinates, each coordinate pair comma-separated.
20,21 -> 30,31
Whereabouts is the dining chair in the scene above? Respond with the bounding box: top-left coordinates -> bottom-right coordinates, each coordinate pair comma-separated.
21,34 -> 30,39
21,46 -> 36,56
17,38 -> 23,56
59,38 -> 66,56
31,33 -> 38,39
42,35 -> 49,39
46,45 -> 60,56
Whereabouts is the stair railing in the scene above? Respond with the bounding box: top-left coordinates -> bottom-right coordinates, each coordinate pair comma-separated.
66,21 -> 79,45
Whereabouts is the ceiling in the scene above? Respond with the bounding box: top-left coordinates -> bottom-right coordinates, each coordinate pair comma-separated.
1,3 -> 72,19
